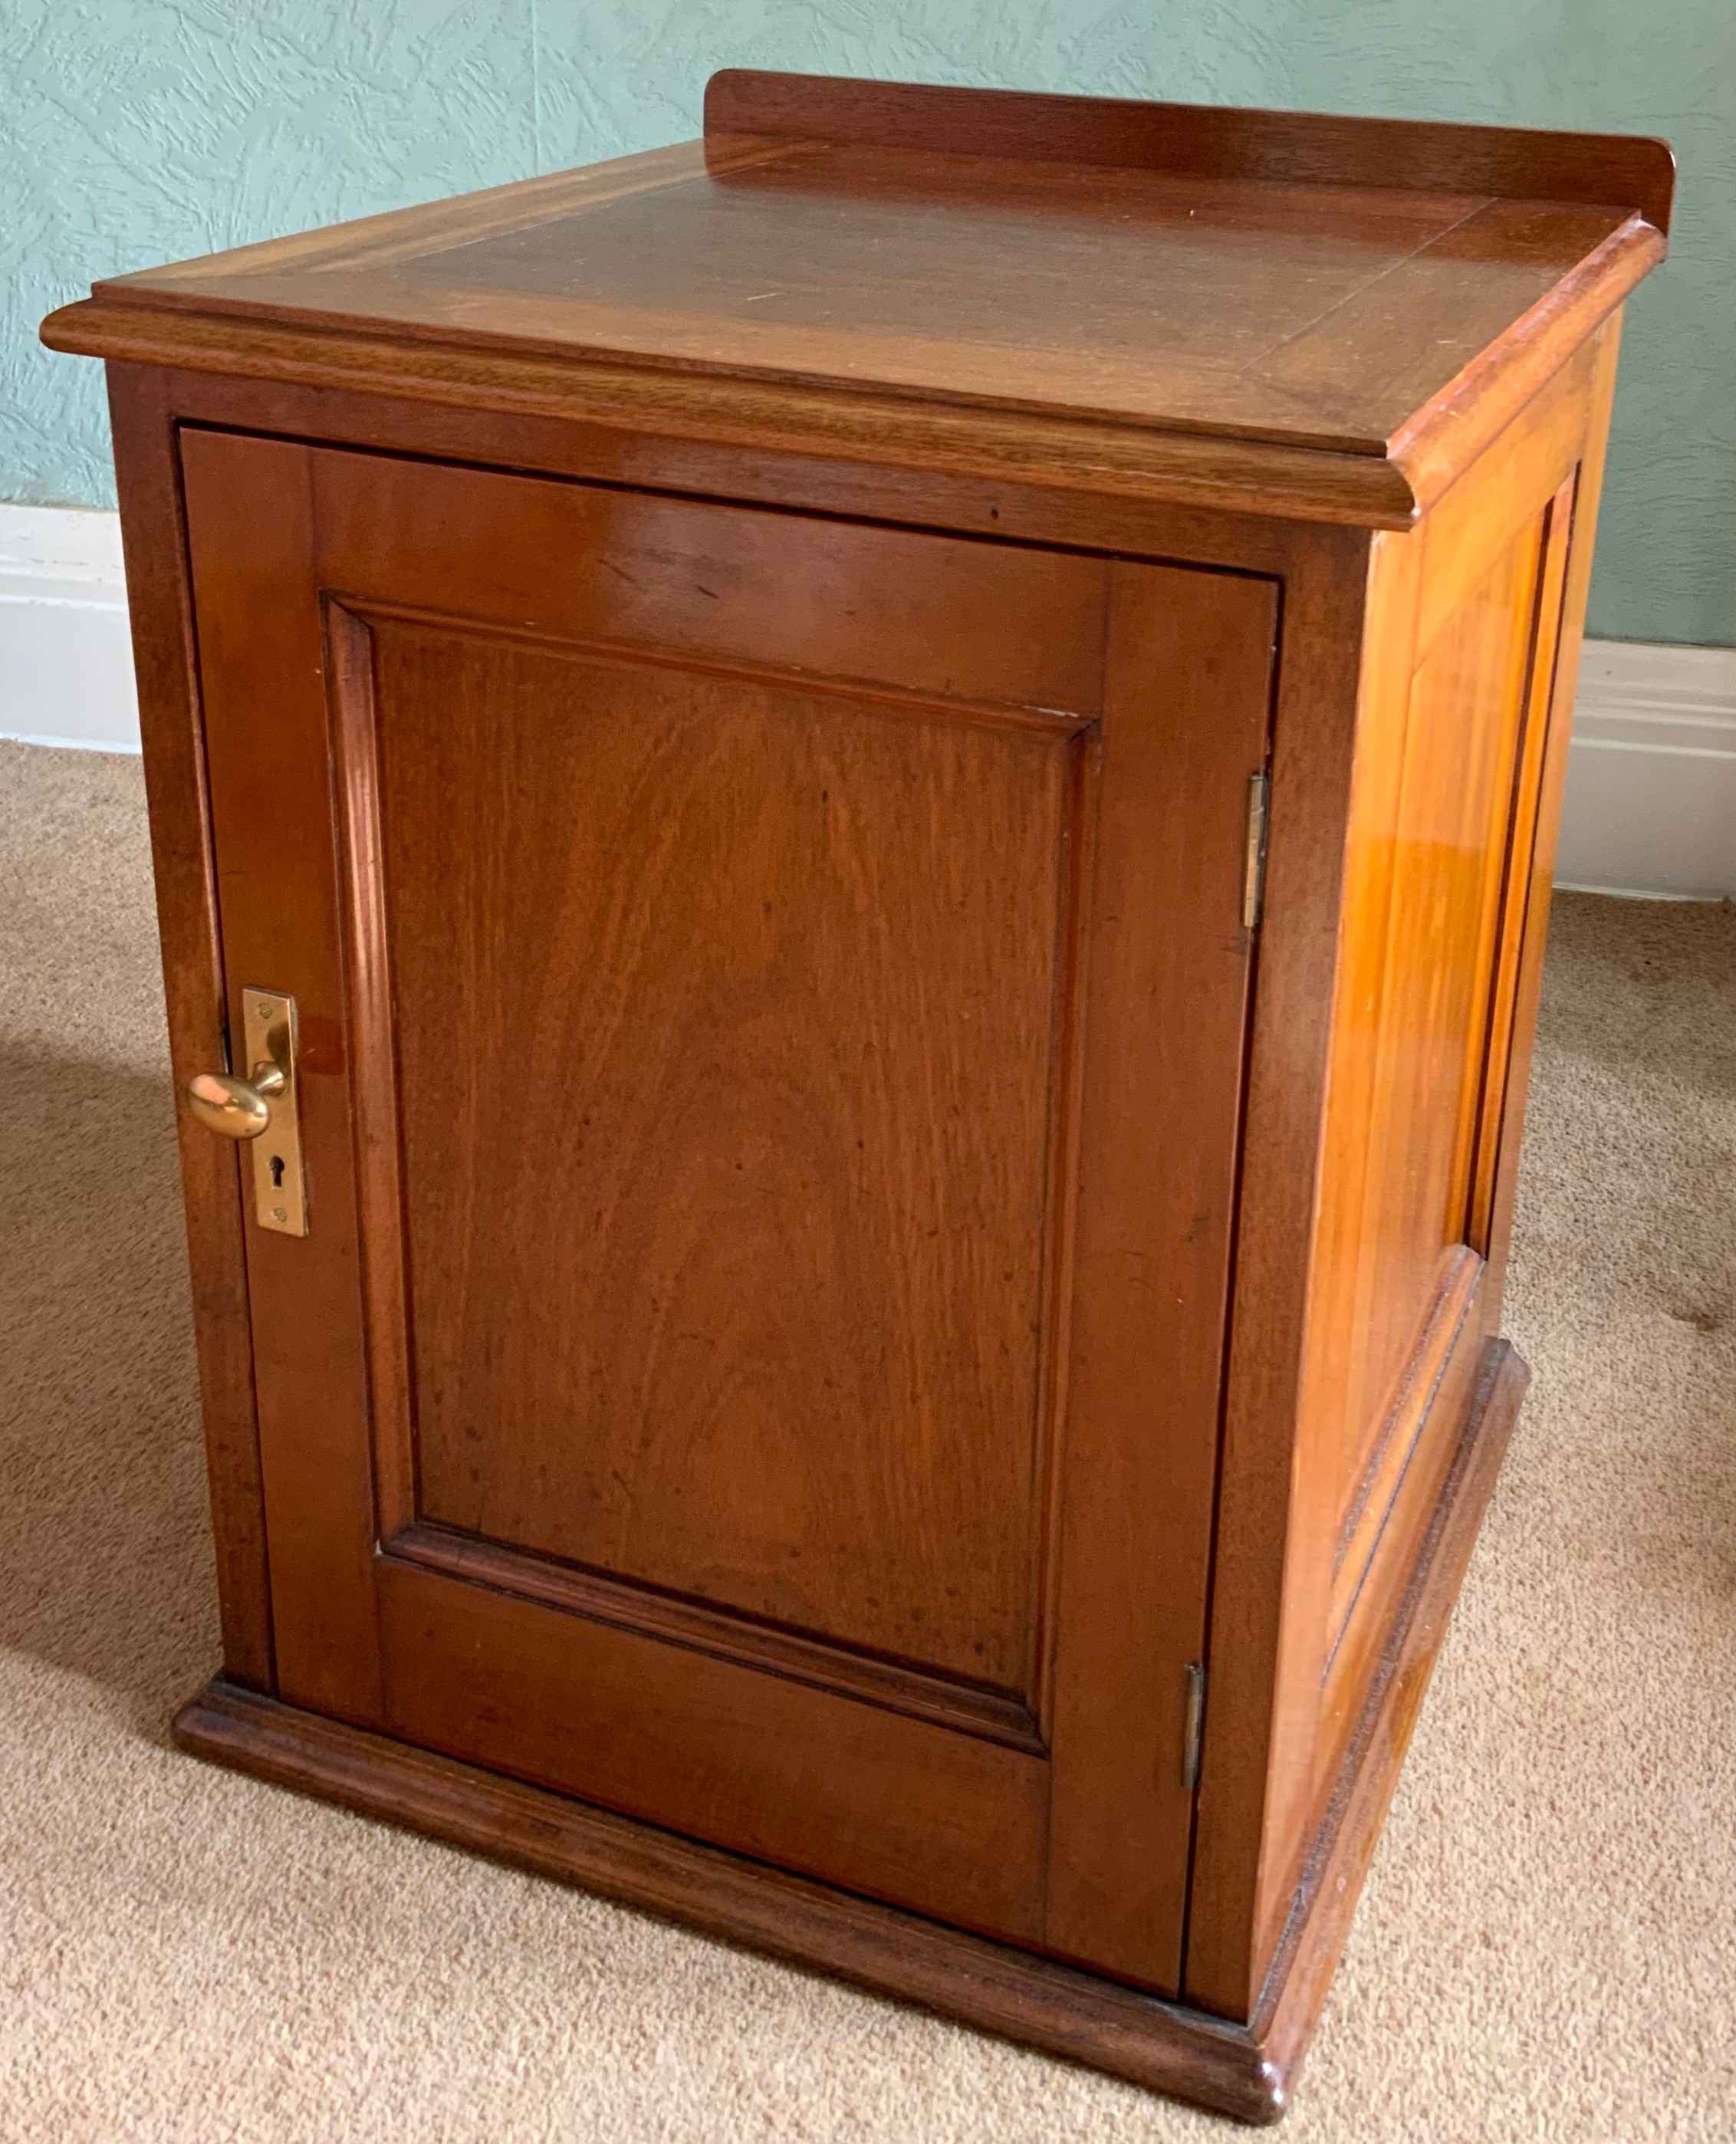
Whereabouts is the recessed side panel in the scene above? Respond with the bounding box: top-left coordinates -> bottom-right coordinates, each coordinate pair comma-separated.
1326,498 -> 1569,1646
1186,335 -> 1620,2027
1303,469 -> 1580,1861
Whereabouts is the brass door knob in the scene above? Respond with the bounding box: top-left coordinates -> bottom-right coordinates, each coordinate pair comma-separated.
186,989 -> 307,1235
186,1060 -> 286,1139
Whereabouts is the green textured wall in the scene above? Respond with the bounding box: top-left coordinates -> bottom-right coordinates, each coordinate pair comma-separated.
7,1 -> 1732,644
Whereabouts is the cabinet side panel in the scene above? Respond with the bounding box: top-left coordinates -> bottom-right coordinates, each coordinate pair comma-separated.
1231,317 -> 1620,2013
1333,518 -> 1547,1492
1317,473 -> 1583,1788
1480,320 -> 1623,1310
105,364 -> 275,1692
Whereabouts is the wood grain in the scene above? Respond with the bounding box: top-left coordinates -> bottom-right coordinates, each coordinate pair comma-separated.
126,137 -> 802,285
1479,321 -> 1623,1314
71,160 -> 1638,464
173,1678 -> 1290,2126
1181,522 -> 1375,2020
104,367 -> 275,1694
372,621 -> 1076,1692
1042,563 -> 1275,1991
314,455 -> 1108,1709
177,430 -> 385,1731
42,299 -> 1427,528
163,1333 -> 1524,2129
42,74 -> 1671,528
1343,523 -> 1544,1452
1465,480 -> 1576,1254
391,1520 -> 1047,1751
705,71 -> 1675,232
92,362 -> 1317,574
177,426 -> 1275,1998
76,363 -> 1324,575
1188,307 -> 1612,2024
304,445 -> 1111,717
1255,1342 -> 1528,2080
1310,459 -> 1582,1814
75,74 -> 1665,2117
376,1550 -> 1052,1943
1320,1275 -> 1488,1759
1412,335 -> 1595,659
1332,1248 -> 1480,1592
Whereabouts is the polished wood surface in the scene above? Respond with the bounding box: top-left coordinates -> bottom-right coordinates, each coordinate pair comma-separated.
62,67 -> 1669,2123
172,1678 -> 1291,2126
42,74 -> 1669,526
100,367 -> 275,1693
707,69 -> 1676,232
1255,1341 -> 1528,2067
1179,521 -> 1376,2019
94,154 -> 1623,457
1480,330 -> 1624,1317
177,424 -> 1271,1991
166,1336 -> 1525,2129
1187,314 -> 1625,2020
87,361 -> 1325,572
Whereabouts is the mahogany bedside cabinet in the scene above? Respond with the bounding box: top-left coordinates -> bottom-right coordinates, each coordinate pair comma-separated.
42,71 -> 1671,2123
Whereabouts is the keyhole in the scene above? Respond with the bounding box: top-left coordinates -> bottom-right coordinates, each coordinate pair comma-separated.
268,1155 -> 286,1189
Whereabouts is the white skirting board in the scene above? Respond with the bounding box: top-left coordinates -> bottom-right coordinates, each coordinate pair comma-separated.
1554,640 -> 1736,900
1,505 -> 136,753
3,502 -> 1733,898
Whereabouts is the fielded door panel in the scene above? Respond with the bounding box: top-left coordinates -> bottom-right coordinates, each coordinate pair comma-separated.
180,426 -> 1274,1991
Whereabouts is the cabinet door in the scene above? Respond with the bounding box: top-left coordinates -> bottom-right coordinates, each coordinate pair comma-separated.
180,427 -> 1272,1991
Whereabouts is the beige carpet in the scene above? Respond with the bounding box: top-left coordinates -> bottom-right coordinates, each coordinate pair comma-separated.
2,736 -> 1732,2142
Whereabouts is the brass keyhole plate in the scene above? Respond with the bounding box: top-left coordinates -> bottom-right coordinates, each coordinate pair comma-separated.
243,987 -> 307,1238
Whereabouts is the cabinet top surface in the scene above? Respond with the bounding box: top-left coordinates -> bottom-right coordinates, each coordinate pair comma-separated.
44,71 -> 1671,524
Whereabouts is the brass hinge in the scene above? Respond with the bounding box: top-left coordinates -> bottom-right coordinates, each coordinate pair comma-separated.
1241,771 -> 1271,932
1182,1662 -> 1207,1792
